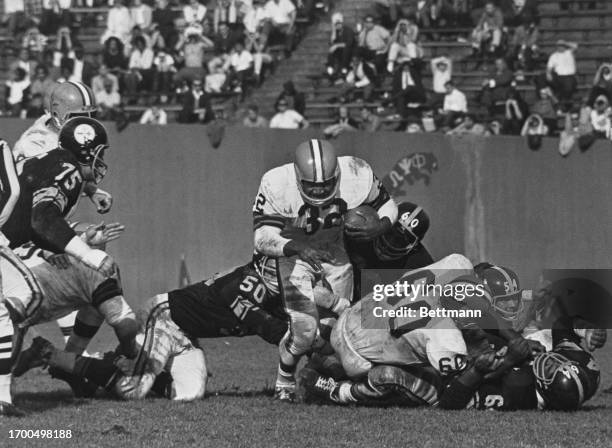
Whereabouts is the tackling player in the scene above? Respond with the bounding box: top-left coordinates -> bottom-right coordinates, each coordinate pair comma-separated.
18,262 -> 289,401
0,117 -> 137,415
14,81 -> 114,346
252,139 -> 398,401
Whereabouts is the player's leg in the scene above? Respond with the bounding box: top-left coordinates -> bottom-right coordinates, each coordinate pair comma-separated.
56,311 -> 78,345
166,346 -> 207,401
0,246 -> 42,413
64,307 -> 104,355
329,309 -> 374,379
275,256 -> 320,400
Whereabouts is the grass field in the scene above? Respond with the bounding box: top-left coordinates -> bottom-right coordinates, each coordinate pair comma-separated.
1,325 -> 611,448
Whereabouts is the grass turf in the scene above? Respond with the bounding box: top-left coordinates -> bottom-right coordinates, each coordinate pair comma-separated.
0,326 -> 611,448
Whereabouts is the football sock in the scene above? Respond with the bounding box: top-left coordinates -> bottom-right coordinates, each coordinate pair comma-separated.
336,382 -> 357,404
0,317 -> 14,403
276,337 -> 299,387
57,312 -> 78,345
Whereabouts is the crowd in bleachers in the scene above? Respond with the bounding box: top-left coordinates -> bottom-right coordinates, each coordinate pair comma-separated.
309,0 -> 612,151
1,0 -> 325,124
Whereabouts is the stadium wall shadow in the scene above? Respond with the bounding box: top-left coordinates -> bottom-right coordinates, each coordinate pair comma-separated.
2,119 -> 611,301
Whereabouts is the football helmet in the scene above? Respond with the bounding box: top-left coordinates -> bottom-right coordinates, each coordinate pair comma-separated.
474,263 -> 524,322
533,342 -> 599,410
49,81 -> 97,129
373,202 -> 429,261
294,139 -> 340,206
58,117 -> 108,184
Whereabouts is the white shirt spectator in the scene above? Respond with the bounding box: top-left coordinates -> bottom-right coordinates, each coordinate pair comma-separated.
590,109 -> 611,133
270,109 -> 304,129
102,4 -> 133,45
129,47 -> 154,69
140,107 -> 168,125
443,88 -> 468,113
228,50 -> 254,72
264,0 -> 296,25
4,0 -> 24,14
154,53 -> 175,72
95,89 -> 121,108
184,2 -> 207,25
431,56 -> 452,94
130,2 -> 153,29
5,78 -> 30,105
243,5 -> 267,33
205,72 -> 227,92
547,49 -> 576,76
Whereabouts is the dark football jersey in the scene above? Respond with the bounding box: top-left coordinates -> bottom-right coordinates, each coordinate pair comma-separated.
167,263 -> 287,344
3,149 -> 84,250
470,366 -> 537,410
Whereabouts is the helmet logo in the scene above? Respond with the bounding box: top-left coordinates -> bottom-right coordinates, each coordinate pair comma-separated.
74,123 -> 95,145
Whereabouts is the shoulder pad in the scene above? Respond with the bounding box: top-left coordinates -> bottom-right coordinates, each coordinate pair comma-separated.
259,163 -> 300,216
337,156 -> 374,208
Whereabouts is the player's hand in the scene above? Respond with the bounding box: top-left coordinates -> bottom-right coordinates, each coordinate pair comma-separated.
506,337 -> 533,365
298,246 -> 334,272
83,222 -> 125,248
46,253 -> 72,270
344,217 -> 389,241
89,187 -> 113,214
473,348 -> 504,374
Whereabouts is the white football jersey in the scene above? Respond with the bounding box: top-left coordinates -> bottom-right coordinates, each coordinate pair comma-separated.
13,113 -> 58,161
253,156 -> 383,248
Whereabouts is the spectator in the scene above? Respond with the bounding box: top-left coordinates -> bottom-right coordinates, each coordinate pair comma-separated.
102,37 -> 128,79
95,78 -> 122,120
358,106 -> 382,132
30,65 -> 55,98
213,0 -> 243,33
546,40 -> 578,112
508,20 -> 539,71
520,113 -> 548,150
148,22 -> 167,50
387,18 -> 421,74
174,31 -> 210,85
480,57 -> 514,115
63,45 -> 96,86
4,67 -> 31,117
126,35 -> 154,99
503,88 -> 529,135
246,33 -> 273,86
152,0 -> 179,48
589,95 -> 612,139
447,114 -> 488,136
262,0 -> 296,57
471,1 -> 504,58
558,109 -> 582,156
339,53 -> 376,102
140,103 -> 168,125
184,0 -> 207,27
26,92 -> 45,118
447,0 -> 471,28
269,98 -> 309,129
275,80 -> 305,116
21,25 -> 47,59
323,105 -> 359,138
178,79 -> 214,123
40,0 -> 71,36
5,0 -> 27,38
130,0 -> 153,30
414,0 -> 446,30
244,0 -> 268,37
205,59 -> 228,93
392,61 -> 426,120
92,64 -> 120,97
588,64 -> 612,107
10,48 -> 35,80
439,79 -> 467,128
152,50 -> 176,93
371,0 -> 400,29
326,13 -> 355,82
242,104 -> 269,127
357,15 -> 390,73
52,26 -> 75,70
430,56 -> 452,109
504,0 -> 539,28
531,87 -> 558,134
209,21 -> 239,70
101,0 -> 133,46
224,41 -> 254,93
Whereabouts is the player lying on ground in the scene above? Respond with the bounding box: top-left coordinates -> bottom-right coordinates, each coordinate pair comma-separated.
252,138 -> 398,401
19,261 -> 351,401
0,118 -> 137,416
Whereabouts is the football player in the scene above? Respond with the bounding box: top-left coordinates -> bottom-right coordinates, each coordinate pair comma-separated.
0,117 -> 137,415
252,139 -> 398,401
13,81 -> 114,347
18,262 -> 290,401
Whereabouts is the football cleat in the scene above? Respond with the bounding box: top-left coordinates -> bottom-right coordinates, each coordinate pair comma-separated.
274,385 -> 296,403
368,365 -> 438,406
12,337 -> 54,377
0,401 -> 26,417
297,367 -> 341,404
